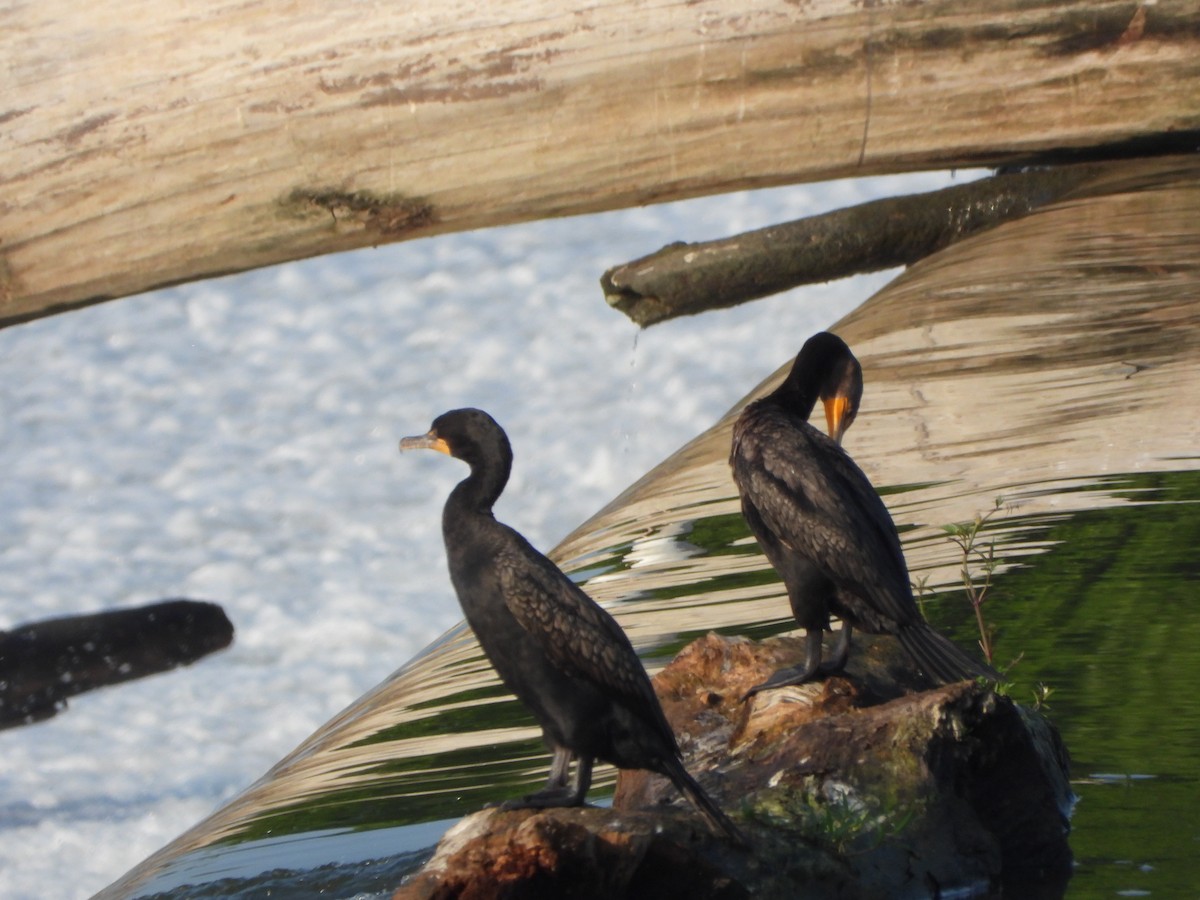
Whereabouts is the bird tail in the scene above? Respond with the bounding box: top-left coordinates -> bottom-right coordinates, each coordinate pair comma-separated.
662,757 -> 747,847
897,622 -> 999,685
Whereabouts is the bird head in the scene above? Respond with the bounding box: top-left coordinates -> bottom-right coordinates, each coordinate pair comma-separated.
400,407 -> 513,472
777,332 -> 862,444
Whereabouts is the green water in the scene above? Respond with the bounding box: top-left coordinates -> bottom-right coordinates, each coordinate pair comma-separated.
161,471 -> 1200,899
970,473 -> 1200,899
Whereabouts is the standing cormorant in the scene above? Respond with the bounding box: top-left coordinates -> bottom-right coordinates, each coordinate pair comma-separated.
731,332 -> 997,697
401,408 -> 743,842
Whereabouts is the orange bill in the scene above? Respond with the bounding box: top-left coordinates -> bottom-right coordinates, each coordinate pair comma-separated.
823,395 -> 852,445
399,431 -> 451,454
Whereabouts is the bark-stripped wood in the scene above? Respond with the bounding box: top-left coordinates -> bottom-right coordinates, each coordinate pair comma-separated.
3,0 -> 1198,327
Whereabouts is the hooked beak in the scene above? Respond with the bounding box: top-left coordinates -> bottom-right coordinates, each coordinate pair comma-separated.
399,431 -> 451,455
823,395 -> 853,445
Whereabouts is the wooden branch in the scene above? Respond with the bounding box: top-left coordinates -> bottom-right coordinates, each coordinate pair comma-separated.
4,0 -> 1198,327
600,161 -> 1112,326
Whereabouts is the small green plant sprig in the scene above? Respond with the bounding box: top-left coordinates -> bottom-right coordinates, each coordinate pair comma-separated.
915,499 -> 1051,699
1030,681 -> 1053,710
750,780 -> 917,857
941,496 -> 1006,665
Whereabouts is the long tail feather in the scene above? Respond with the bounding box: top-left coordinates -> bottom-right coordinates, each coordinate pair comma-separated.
662,758 -> 747,846
897,622 -> 998,684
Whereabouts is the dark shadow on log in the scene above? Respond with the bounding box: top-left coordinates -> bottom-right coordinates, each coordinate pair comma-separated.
0,598 -> 234,730
601,162 -> 1115,327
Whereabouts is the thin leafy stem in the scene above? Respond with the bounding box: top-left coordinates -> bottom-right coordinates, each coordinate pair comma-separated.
942,496 -> 1005,664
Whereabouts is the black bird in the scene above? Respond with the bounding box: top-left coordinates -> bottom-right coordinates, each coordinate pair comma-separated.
401,408 -> 743,842
731,332 -> 997,697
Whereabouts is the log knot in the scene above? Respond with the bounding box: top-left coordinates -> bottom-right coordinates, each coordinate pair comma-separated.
283,188 -> 436,236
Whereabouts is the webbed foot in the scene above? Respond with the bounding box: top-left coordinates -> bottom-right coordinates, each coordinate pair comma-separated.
741,628 -> 829,700
494,786 -> 586,810
740,662 -> 820,700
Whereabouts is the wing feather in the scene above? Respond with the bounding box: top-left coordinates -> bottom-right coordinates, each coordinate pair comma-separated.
494,535 -> 662,714
732,404 -> 918,625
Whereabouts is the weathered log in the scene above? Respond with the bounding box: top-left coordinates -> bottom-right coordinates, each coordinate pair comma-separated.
0,598 -> 234,729
5,0 -> 1199,327
393,633 -> 1073,899
601,161 -> 1112,327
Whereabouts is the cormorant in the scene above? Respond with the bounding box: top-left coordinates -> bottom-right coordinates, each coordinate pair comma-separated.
401,408 -> 743,842
731,332 -> 997,697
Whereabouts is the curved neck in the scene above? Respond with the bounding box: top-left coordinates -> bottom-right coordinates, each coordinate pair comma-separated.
447,451 -> 511,516
767,374 -> 818,421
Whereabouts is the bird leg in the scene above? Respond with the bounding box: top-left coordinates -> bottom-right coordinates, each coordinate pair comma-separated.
546,744 -> 573,788
499,746 -> 592,809
741,629 -> 825,700
567,755 -> 593,806
819,621 -> 853,674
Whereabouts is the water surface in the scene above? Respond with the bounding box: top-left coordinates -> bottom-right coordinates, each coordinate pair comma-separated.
102,156 -> 1200,899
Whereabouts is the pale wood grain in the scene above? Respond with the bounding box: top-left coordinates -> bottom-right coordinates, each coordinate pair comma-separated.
3,0 -> 1197,325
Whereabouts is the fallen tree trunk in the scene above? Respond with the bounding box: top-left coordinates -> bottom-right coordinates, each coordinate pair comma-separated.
4,0 -> 1199,327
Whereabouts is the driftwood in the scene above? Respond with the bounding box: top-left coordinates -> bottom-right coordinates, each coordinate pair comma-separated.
395,633 -> 1073,899
0,599 -> 234,729
5,0 -> 1199,328
601,161 -> 1115,327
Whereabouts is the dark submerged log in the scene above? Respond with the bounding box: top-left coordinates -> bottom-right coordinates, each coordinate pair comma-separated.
0,598 -> 234,729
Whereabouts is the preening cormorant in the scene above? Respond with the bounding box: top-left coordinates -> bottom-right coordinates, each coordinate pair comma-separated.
731,332 -> 997,697
401,408 -> 743,842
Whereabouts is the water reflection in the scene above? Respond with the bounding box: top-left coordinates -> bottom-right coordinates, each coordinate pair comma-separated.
102,156 -> 1200,898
